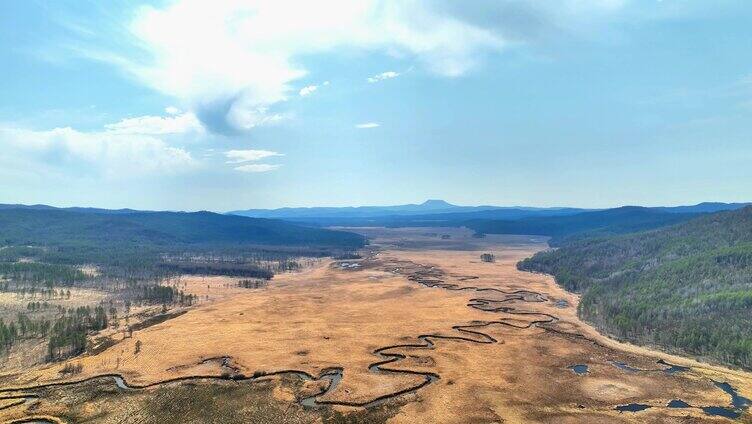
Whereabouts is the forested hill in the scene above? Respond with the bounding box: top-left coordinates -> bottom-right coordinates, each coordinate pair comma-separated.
467,206 -> 699,245
519,206 -> 752,369
0,208 -> 365,248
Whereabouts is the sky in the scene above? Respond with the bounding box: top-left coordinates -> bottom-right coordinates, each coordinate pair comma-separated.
1,0 -> 751,211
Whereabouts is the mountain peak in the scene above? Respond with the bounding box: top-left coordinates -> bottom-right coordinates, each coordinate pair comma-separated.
420,199 -> 454,208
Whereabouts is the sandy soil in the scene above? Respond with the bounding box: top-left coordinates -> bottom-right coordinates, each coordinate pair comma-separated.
1,228 -> 750,423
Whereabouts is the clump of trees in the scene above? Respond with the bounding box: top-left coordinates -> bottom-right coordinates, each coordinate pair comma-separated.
333,252 -> 362,260
157,261 -> 274,279
276,259 -> 301,272
480,253 -> 495,263
238,279 -> 265,289
47,305 -> 109,361
136,284 -> 196,307
139,285 -> 177,304
27,301 -> 51,311
0,313 -> 52,351
60,362 -> 83,374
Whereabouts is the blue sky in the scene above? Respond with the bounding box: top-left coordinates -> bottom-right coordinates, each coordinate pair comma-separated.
1,0 -> 751,211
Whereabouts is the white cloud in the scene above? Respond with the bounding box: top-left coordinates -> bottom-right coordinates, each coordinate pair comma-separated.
224,149 -> 282,163
0,125 -> 197,178
234,163 -> 281,173
368,71 -> 399,83
165,106 -> 181,115
80,1 -> 518,134
67,1 -> 634,135
299,81 -> 330,97
104,112 -> 204,135
299,84 -> 318,97
356,122 -> 380,129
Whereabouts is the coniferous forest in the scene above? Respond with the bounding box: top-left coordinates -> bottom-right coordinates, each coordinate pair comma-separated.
519,206 -> 752,369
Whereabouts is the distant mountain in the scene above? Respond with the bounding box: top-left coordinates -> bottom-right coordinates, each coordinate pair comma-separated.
0,203 -> 145,215
230,199 -> 491,218
267,207 -> 593,228
228,199 -> 593,220
0,204 -> 58,211
408,199 -> 455,210
0,208 -> 365,249
518,206 -> 752,369
228,200 -> 750,230
655,202 -> 751,214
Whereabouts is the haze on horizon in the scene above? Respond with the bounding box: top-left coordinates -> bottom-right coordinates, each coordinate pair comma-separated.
1,0 -> 751,211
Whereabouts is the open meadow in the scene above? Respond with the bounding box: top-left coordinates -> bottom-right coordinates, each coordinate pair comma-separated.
1,228 -> 750,423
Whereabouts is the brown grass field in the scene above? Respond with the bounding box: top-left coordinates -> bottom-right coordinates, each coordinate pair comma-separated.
1,227 -> 750,423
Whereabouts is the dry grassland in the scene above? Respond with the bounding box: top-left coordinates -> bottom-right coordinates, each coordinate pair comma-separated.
1,228 -> 750,423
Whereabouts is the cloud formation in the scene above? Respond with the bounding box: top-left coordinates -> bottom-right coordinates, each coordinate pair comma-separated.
368,71 -> 399,83
234,164 -> 281,173
299,81 -> 329,97
66,1 -> 636,137
83,0 -> 536,135
299,85 -> 319,97
224,149 -> 282,163
356,122 -> 380,129
0,125 -> 197,178
224,149 -> 283,173
104,112 -> 204,135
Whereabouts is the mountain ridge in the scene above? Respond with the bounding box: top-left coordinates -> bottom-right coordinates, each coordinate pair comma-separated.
228,200 -> 749,222
0,208 -> 365,249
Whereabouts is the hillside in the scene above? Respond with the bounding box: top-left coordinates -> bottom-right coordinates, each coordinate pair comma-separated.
519,206 -> 752,369
466,206 -> 700,245
0,208 -> 365,249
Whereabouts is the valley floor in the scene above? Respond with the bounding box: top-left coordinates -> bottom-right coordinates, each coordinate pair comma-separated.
1,227 -> 750,423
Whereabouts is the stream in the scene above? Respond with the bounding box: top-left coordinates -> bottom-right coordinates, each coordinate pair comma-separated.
0,257 -> 750,421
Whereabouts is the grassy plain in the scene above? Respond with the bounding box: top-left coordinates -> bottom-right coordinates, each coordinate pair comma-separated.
1,227 -> 750,423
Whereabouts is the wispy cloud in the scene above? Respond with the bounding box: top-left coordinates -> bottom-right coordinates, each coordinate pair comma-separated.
368,71 -> 399,83
299,81 -> 329,97
104,112 -> 204,135
224,149 -> 282,163
234,164 -> 281,173
224,149 -> 283,173
356,122 -> 379,129
299,85 -> 318,97
0,125 -> 198,179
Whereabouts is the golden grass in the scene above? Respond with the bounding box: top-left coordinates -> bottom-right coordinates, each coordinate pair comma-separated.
2,227 -> 751,423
